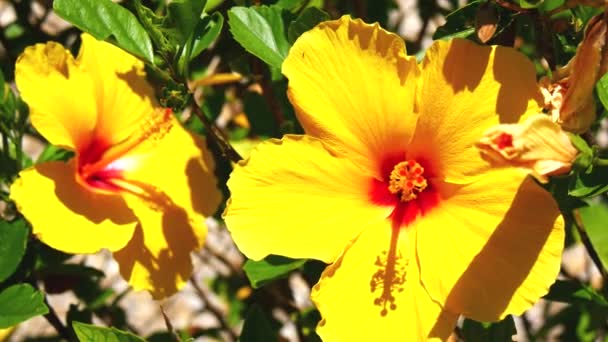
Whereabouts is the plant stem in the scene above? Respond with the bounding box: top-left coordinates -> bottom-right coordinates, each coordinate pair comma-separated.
571,209 -> 608,291
190,102 -> 242,163
189,276 -> 238,342
43,295 -> 75,342
594,157 -> 608,167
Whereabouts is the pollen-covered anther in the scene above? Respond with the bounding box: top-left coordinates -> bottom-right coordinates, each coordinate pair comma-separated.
388,160 -> 428,202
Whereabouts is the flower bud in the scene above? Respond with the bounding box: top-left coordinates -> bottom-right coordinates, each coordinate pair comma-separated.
476,114 -> 578,183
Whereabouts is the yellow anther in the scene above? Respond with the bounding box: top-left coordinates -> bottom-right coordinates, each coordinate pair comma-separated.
388,160 -> 428,202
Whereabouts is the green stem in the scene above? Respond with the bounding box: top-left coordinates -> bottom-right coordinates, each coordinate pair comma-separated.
594,157 -> 608,167
190,100 -> 243,163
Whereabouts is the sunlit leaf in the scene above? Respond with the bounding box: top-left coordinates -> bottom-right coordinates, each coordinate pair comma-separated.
53,0 -> 154,62
228,6 -> 291,68
190,12 -> 225,60
243,255 -> 306,288
73,321 -> 146,342
0,284 -> 48,328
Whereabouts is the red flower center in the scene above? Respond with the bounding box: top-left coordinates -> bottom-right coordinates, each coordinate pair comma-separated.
369,153 -> 441,228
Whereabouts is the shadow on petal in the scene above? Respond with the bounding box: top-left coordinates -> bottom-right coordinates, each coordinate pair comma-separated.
40,161 -> 134,225
432,178 -> 561,328
114,191 -> 203,299
441,40 -> 490,93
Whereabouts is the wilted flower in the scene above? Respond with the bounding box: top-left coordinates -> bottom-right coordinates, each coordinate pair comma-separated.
476,114 -> 578,182
225,16 -> 564,340
10,35 -> 221,298
541,13 -> 607,133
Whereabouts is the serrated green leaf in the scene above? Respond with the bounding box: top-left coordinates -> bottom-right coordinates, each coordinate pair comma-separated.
240,304 -> 278,342
462,316 -> 516,342
166,0 -> 208,45
287,7 -> 329,44
544,279 -> 608,307
190,12 -> 224,60
579,203 -> 608,269
243,255 -> 306,288
73,321 -> 146,342
228,6 -> 291,68
0,219 -> 29,282
0,284 -> 48,328
53,0 -> 154,63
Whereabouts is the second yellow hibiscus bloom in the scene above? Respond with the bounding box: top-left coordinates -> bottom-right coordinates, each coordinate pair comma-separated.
11,35 -> 221,298
225,16 -> 564,340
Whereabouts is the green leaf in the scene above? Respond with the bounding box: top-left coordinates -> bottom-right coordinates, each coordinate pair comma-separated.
190,12 -> 225,60
228,6 -> 291,69
579,203 -> 608,269
287,7 -> 329,44
0,219 -> 29,282
568,134 -> 593,171
240,304 -> 279,342
37,145 -> 74,164
73,321 -> 146,342
433,1 -> 480,40
166,0 -> 208,45
544,280 -> 608,307
569,166 -> 608,198
243,255 -> 306,288
53,0 -> 154,63
517,0 -> 543,8
461,316 -> 516,342
0,284 -> 48,328
596,72 -> 608,112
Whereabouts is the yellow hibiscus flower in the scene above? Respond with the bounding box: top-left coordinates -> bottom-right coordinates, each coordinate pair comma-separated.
224,16 -> 565,340
10,34 -> 221,299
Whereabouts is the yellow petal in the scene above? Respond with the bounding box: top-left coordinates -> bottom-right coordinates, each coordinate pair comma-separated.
224,135 -> 391,263
416,171 -> 564,321
111,121 -> 219,299
409,39 -> 543,184
15,42 -> 97,150
113,195 -> 207,299
115,117 -> 221,219
282,16 -> 419,177
312,222 -> 458,341
77,34 -> 158,145
10,161 -> 137,253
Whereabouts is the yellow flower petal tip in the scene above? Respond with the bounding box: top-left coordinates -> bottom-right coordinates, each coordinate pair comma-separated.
225,16 -> 564,340
477,114 -> 578,182
11,34 -> 221,298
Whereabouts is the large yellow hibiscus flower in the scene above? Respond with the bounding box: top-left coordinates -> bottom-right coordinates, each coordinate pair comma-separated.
225,16 -> 564,340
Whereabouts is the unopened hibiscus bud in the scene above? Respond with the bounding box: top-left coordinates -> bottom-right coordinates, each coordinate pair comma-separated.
540,14 -> 607,133
476,114 -> 578,183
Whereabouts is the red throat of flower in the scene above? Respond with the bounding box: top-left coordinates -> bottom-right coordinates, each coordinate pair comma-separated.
75,108 -> 174,195
369,153 -> 440,228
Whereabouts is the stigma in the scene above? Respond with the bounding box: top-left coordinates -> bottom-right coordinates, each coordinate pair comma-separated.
388,160 -> 428,202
